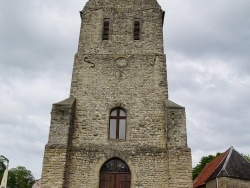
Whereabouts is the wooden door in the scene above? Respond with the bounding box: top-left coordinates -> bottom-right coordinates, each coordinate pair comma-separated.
115,173 -> 131,188
100,173 -> 131,188
100,158 -> 131,188
100,173 -> 115,188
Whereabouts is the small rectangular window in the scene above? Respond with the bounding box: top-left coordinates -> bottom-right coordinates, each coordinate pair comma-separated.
102,19 -> 110,40
134,19 -> 140,40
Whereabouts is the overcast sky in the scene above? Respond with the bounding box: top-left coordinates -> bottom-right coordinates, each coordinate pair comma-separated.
0,0 -> 250,179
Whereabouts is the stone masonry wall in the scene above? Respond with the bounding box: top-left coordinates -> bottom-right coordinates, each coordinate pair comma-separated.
42,148 -> 68,187
65,54 -> 172,187
65,150 -> 169,188
78,0 -> 164,55
46,97 -> 76,147
41,98 -> 75,187
166,103 -> 192,188
70,54 -> 168,148
70,0 -> 168,151
218,177 -> 250,188
166,105 -> 188,148
168,148 -> 192,188
207,177 -> 250,188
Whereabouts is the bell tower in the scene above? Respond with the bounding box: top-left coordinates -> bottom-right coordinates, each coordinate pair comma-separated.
41,0 -> 192,187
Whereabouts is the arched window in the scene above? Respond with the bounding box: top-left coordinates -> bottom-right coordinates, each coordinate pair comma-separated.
100,158 -> 131,188
109,108 -> 126,139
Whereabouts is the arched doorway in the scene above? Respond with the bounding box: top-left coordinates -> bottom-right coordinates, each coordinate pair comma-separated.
99,158 -> 131,188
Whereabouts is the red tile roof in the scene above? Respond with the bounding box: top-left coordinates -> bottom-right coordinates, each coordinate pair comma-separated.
193,149 -> 229,188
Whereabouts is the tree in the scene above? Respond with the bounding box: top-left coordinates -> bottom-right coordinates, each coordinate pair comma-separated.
8,166 -> 35,188
0,155 -> 35,188
192,153 -> 221,180
243,154 -> 250,162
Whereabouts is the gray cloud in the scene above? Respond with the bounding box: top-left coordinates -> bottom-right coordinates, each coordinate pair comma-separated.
160,1 -> 250,166
165,0 -> 250,60
0,0 -> 83,177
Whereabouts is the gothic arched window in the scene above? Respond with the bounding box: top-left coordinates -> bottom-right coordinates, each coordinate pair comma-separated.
109,108 -> 126,139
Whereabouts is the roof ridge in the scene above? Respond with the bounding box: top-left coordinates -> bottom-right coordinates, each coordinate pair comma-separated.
217,146 -> 233,177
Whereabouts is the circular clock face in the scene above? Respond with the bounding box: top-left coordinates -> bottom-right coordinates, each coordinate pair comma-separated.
116,57 -> 128,68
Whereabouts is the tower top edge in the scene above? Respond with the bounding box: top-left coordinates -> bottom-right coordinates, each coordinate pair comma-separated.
83,0 -> 162,10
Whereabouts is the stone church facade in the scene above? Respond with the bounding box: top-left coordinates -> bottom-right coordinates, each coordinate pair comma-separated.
41,0 -> 192,187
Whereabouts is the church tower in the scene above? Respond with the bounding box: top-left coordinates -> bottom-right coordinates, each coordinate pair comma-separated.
41,0 -> 192,187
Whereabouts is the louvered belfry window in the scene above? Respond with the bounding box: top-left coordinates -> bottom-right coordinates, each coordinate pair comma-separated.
102,19 -> 110,40
134,19 -> 140,40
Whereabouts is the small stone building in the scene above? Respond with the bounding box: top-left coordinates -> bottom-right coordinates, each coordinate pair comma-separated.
193,147 -> 250,188
41,0 -> 192,187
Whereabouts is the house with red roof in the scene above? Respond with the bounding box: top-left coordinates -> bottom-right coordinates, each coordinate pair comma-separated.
193,146 -> 250,188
